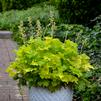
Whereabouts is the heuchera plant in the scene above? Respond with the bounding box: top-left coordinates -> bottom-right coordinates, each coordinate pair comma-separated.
7,36 -> 93,92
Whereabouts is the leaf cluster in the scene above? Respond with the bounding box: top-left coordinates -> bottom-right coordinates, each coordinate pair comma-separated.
7,36 -> 92,92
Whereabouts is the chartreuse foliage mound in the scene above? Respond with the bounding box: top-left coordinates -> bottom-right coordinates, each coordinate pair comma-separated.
7,36 -> 92,92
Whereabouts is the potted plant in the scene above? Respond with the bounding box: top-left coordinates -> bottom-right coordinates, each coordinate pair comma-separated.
6,19 -> 93,101
7,37 -> 92,101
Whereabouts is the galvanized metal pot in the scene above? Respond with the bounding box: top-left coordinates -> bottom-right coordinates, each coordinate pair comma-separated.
29,87 -> 73,101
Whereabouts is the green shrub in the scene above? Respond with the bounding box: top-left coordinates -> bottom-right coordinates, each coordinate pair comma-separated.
0,0 -> 13,11
55,24 -> 87,42
75,24 -> 101,66
73,23 -> 101,101
0,4 -> 58,29
74,67 -> 101,101
0,0 -> 48,11
7,36 -> 92,92
57,0 -> 101,26
12,0 -> 48,10
50,0 -> 60,6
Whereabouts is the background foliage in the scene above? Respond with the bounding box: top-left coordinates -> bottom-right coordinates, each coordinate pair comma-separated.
56,0 -> 101,26
0,4 -> 59,30
0,0 -> 48,11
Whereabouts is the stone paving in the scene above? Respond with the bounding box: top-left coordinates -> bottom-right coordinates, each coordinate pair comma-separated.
0,31 -> 29,101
